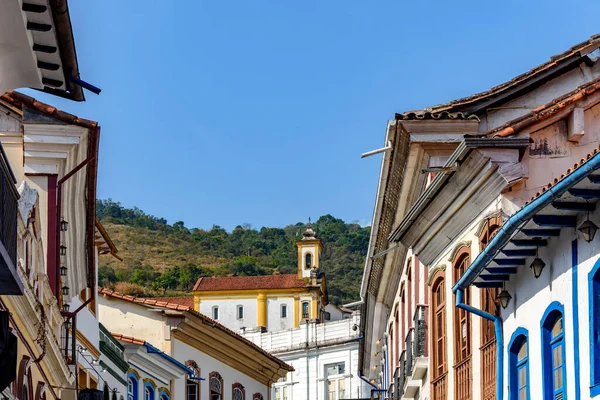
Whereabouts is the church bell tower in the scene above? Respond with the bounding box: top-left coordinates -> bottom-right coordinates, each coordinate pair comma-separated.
295,220 -> 323,279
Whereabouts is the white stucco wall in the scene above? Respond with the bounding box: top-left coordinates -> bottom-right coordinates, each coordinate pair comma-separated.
267,297 -> 295,332
172,339 -> 269,400
98,295 -> 171,352
199,297 -> 259,331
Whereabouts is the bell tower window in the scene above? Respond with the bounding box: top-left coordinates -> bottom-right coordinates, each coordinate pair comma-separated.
305,253 -> 312,269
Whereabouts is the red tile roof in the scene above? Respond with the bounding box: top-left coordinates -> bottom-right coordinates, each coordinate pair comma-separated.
192,274 -> 308,292
1,90 -> 97,129
98,288 -> 191,311
396,34 -> 600,121
483,75 -> 600,138
111,333 -> 145,345
151,296 -> 194,308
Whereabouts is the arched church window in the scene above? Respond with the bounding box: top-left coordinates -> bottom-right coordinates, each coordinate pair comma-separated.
302,302 -> 310,319
305,253 -> 312,269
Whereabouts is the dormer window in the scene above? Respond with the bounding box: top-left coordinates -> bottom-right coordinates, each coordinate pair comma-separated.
305,253 -> 312,269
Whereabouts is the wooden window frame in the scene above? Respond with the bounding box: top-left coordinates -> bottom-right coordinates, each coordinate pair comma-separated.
431,272 -> 447,380
453,247 -> 472,364
209,372 -> 223,400
232,383 -> 245,400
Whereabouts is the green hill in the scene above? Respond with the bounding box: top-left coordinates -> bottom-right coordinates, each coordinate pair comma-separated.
96,199 -> 370,305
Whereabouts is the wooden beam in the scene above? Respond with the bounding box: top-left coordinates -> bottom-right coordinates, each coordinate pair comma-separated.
569,188 -> 600,199
552,201 -> 596,211
510,238 -> 548,247
532,215 -> 577,228
521,229 -> 561,237
473,281 -> 504,288
478,274 -> 510,281
500,249 -> 536,257
485,267 -> 518,274
493,258 -> 526,266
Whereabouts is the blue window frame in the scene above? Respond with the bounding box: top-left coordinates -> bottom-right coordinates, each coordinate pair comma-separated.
541,302 -> 567,400
143,381 -> 156,400
158,389 -> 170,400
589,259 -> 600,396
509,328 -> 530,400
127,372 -> 139,400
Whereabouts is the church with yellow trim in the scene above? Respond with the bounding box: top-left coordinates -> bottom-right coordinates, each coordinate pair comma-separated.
192,225 -> 331,332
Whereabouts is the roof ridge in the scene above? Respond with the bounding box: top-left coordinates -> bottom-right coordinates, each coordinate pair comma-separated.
98,287 -> 191,311
396,33 -> 600,120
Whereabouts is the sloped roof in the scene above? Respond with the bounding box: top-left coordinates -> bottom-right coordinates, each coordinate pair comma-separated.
396,34 -> 600,121
98,288 -> 191,311
0,90 -> 97,128
193,274 -> 308,292
151,297 -> 194,309
481,74 -> 600,138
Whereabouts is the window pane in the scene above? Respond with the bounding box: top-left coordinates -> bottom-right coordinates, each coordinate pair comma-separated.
552,317 -> 563,338
518,342 -> 527,361
281,306 -> 287,318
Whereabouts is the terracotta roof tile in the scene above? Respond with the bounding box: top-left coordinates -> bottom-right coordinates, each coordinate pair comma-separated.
0,91 -> 97,129
396,34 -> 600,121
111,333 -> 145,345
98,288 -> 191,311
192,274 -> 308,292
482,76 -> 600,138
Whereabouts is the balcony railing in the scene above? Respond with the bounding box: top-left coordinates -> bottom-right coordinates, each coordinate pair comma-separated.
396,351 -> 405,399
413,305 -> 427,359
432,373 -> 447,400
454,356 -> 472,400
480,339 -> 496,400
404,329 -> 413,378
0,144 -> 19,295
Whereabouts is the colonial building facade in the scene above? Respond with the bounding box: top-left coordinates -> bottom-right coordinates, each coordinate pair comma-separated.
361,33 -> 600,400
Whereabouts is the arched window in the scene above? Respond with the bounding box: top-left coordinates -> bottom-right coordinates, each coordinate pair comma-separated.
305,253 -> 312,269
302,302 -> 310,319
453,248 -> 472,400
158,389 -> 170,400
509,328 -> 530,400
186,361 -> 200,400
479,216 -> 501,399
17,356 -> 33,400
127,371 -> 140,400
210,372 -> 223,400
212,306 -> 219,320
590,259 -> 600,395
252,394 -> 264,400
232,383 -> 245,400
431,273 -> 447,399
34,382 -> 46,400
237,305 -> 244,320
281,304 -> 287,318
541,302 -> 567,400
143,380 -> 156,400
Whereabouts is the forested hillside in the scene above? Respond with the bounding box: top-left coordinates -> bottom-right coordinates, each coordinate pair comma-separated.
96,199 -> 370,305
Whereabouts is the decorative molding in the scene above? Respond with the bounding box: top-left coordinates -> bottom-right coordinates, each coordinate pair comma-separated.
448,241 -> 472,263
475,211 -> 505,237
427,264 -> 447,286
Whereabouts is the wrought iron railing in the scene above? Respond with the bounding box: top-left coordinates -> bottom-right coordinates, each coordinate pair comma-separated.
413,305 -> 427,359
397,351 -> 405,399
404,329 -> 413,378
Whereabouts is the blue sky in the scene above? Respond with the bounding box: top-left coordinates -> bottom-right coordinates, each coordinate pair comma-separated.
25,0 -> 600,231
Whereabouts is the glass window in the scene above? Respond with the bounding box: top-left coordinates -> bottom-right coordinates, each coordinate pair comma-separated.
127,376 -> 138,400
305,253 -> 312,269
274,387 -> 288,400
302,302 -> 310,319
213,306 -> 219,320
144,386 -> 154,400
541,305 -> 567,400
509,331 -> 529,400
186,379 -> 199,400
281,305 -> 287,318
237,305 -> 244,320
233,387 -> 244,400
326,363 -> 345,376
210,373 -> 223,400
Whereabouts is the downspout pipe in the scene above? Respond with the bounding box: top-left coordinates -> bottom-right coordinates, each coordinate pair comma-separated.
454,150 -> 600,290
455,289 -> 503,400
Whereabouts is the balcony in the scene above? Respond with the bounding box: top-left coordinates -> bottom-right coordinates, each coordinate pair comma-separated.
401,305 -> 429,399
0,145 -> 19,295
